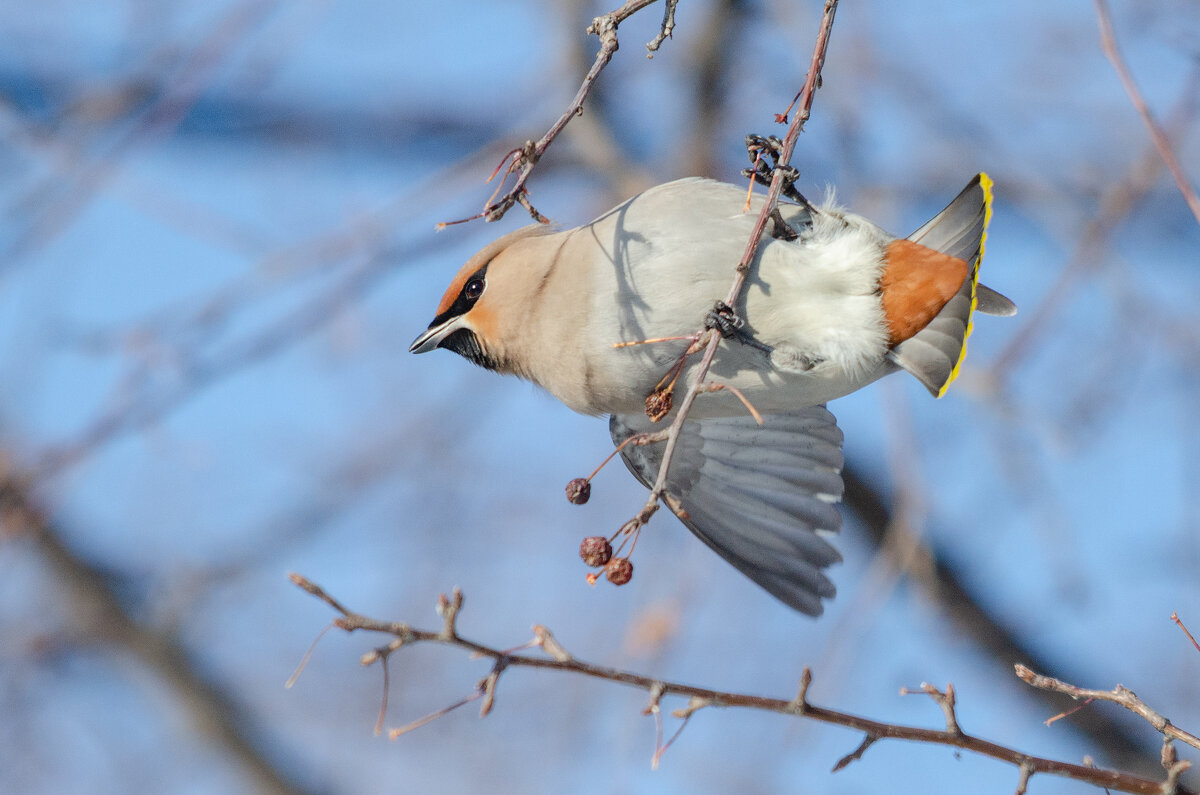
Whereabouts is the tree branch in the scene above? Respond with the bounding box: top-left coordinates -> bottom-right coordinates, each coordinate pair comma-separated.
0,460 -> 316,795
445,0 -> 669,226
289,575 -> 1196,795
1016,664 -> 1200,752
841,463 -> 1172,777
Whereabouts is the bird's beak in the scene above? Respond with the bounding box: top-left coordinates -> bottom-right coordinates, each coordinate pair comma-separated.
409,316 -> 462,354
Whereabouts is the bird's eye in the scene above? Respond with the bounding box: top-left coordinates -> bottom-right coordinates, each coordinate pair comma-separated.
464,278 -> 486,300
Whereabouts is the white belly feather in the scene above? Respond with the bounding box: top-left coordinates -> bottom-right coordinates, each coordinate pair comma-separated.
571,178 -> 896,418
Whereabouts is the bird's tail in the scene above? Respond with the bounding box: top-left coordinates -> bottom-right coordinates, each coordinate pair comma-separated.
887,173 -> 1016,397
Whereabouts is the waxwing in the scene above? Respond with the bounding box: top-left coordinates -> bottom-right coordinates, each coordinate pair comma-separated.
411,175 -> 1016,615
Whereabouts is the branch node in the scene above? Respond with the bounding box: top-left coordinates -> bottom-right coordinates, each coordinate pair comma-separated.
671,696 -> 710,720
1163,758 -> 1192,794
479,662 -> 504,718
643,682 -> 666,716
900,682 -> 961,735
1015,761 -> 1034,795
437,588 -> 464,640
790,666 -> 813,714
532,624 -> 573,662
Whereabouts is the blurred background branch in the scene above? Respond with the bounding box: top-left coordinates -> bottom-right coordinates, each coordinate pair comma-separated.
0,1 -> 1197,792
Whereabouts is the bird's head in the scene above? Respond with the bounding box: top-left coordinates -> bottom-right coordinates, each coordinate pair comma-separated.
409,224 -> 557,374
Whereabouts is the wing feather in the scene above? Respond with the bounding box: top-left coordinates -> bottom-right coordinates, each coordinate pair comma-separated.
610,405 -> 845,615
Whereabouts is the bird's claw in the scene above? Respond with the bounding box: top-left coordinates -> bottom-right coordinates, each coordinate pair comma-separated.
741,134 -> 815,213
705,301 -> 774,353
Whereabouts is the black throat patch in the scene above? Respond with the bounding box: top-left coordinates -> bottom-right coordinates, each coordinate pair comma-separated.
440,328 -> 500,371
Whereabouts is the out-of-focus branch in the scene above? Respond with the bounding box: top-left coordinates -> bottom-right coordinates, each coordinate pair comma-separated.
4,0 -> 280,262
991,75 -> 1199,381
1093,0 -> 1200,226
289,575 -> 1194,795
0,459 -> 316,795
31,131 -> 514,480
678,0 -> 747,178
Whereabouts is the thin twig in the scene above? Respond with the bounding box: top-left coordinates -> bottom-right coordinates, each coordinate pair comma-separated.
1015,664 -> 1200,751
447,0 -> 667,225
832,734 -> 878,772
1171,612 -> 1200,655
290,575 -> 1196,795
1093,0 -> 1200,226
646,0 -> 679,56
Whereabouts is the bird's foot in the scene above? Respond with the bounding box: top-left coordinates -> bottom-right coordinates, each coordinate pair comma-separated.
741,134 -> 815,214
705,301 -> 774,353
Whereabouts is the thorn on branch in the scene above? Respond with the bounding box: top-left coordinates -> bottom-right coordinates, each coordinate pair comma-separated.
832,733 -> 878,772
661,492 -> 689,521
1044,697 -> 1096,727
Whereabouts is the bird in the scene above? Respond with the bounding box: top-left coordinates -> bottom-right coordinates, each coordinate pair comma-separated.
410,175 -> 1015,615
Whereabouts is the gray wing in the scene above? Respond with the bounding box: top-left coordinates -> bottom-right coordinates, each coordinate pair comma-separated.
610,406 -> 845,616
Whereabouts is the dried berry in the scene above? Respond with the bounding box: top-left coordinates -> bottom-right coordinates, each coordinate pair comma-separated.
579,536 -> 612,568
645,389 -> 672,423
605,557 -> 633,585
565,477 -> 591,505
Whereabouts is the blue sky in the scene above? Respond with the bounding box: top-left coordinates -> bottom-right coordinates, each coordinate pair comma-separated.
1,1 -> 1198,793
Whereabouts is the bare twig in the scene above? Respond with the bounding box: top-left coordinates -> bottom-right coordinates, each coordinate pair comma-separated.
1093,0 -> 1200,226
446,0 -> 668,225
1172,613 -> 1200,655
900,682 -> 962,736
290,575 -> 1195,795
1015,664 -> 1200,751
646,0 -> 679,56
841,464 -> 1167,777
832,734 -> 878,772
